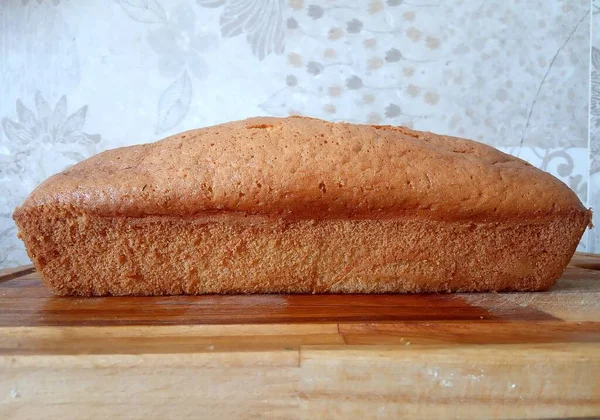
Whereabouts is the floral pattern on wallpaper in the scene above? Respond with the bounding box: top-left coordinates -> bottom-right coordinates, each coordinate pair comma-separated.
197,0 -> 286,61
117,0 -> 285,134
260,0 -> 443,126
147,4 -> 218,80
116,1 -> 205,133
2,92 -> 101,171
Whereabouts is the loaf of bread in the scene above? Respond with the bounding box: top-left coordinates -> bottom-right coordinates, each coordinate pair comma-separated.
14,116 -> 591,296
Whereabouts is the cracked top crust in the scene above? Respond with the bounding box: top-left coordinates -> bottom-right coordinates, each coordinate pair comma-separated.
15,116 -> 588,221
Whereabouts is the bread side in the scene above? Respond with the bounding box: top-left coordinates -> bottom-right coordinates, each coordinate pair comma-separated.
13,117 -> 592,295
14,212 -> 588,296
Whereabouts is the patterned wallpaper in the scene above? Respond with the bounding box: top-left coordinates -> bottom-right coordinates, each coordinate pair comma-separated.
0,0 -> 596,268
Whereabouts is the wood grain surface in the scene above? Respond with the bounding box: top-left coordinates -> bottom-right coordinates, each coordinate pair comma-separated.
1,254 -> 599,419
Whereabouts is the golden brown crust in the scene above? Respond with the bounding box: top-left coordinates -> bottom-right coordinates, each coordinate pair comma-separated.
13,116 -> 592,295
14,116 -> 587,221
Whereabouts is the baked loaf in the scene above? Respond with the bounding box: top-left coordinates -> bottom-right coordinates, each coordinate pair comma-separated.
14,116 -> 591,296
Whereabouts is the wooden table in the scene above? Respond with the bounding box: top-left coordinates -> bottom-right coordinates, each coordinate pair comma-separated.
1,254 -> 599,419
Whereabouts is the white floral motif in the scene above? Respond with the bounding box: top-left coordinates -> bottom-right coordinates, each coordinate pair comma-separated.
148,2 -> 218,79
197,0 -> 285,61
1,91 -> 100,175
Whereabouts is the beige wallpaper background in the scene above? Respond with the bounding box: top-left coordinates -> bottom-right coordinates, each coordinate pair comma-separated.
0,0 -> 597,267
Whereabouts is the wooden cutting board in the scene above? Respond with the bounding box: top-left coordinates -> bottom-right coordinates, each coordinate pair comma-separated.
1,254 -> 599,420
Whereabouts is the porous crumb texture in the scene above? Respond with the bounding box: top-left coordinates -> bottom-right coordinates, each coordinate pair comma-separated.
14,212 -> 589,296
13,116 -> 592,296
